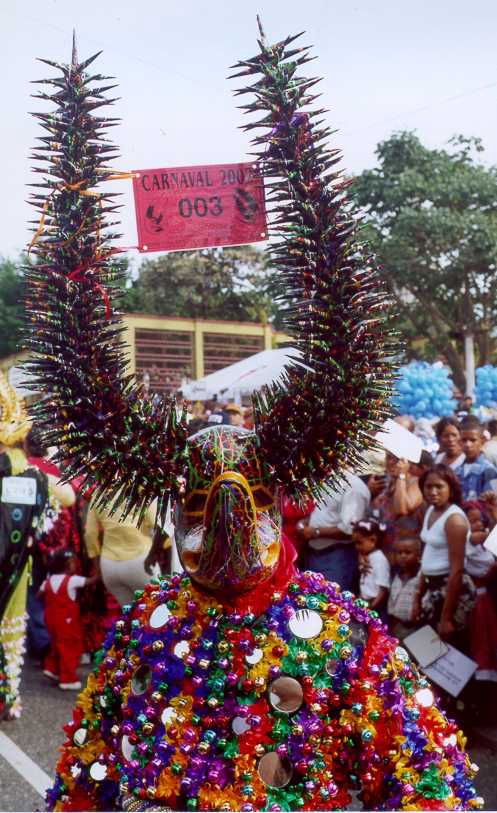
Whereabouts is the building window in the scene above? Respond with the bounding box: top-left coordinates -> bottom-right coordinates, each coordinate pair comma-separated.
203,333 -> 264,376
135,329 -> 193,395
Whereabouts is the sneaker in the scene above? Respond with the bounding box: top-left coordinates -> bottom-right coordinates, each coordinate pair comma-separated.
58,681 -> 82,691
43,669 -> 59,682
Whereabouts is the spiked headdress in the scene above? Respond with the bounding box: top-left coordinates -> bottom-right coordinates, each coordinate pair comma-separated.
23,26 -> 397,552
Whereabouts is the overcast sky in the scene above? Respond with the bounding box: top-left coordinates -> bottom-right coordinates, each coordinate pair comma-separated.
3,0 -> 497,266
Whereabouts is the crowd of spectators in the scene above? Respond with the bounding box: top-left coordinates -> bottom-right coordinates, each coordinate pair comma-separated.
19,403 -> 497,727
285,410 -> 497,724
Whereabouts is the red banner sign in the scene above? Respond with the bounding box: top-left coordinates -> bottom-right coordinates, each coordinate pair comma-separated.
132,162 -> 267,253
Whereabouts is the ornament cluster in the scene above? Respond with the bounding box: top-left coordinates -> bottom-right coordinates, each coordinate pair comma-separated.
47,572 -> 481,811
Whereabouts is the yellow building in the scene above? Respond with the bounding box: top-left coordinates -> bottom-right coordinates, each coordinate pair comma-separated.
0,315 -> 289,397
121,313 -> 289,395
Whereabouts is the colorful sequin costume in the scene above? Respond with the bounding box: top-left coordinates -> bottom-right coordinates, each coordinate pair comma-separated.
23,24 -> 482,812
0,375 -> 48,719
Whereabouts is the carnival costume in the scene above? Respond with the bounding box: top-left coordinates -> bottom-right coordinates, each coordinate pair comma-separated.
24,25 -> 482,811
0,373 -> 48,719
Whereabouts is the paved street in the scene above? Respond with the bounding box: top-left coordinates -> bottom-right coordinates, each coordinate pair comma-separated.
0,658 -> 495,811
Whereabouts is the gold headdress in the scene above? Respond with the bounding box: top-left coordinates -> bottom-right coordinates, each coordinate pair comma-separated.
0,371 -> 31,447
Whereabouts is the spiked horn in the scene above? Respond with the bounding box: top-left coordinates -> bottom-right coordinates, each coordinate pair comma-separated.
23,43 -> 188,522
231,27 -> 399,503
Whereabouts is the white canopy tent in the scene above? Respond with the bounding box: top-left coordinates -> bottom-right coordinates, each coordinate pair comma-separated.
180,347 -> 308,401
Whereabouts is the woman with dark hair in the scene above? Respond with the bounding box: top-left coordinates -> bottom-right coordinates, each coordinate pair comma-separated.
434,416 -> 464,469
413,464 -> 475,640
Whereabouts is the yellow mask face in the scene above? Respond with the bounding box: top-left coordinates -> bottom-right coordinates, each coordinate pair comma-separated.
175,425 -> 281,594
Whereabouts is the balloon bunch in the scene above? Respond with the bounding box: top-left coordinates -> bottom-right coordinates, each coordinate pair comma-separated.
475,366 -> 497,408
392,362 -> 456,419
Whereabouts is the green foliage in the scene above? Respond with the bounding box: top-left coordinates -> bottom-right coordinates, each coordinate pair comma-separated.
122,246 -> 275,324
353,131 -> 497,390
0,258 -> 25,357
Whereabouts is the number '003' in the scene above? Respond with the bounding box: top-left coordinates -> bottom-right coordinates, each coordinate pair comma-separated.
178,197 -> 223,217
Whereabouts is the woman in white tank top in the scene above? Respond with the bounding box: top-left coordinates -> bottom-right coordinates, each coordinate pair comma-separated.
414,464 -> 475,641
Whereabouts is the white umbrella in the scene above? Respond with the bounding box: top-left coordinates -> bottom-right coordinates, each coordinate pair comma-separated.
181,347 -> 308,400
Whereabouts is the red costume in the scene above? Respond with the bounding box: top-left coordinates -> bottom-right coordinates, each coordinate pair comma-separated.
43,575 -> 84,684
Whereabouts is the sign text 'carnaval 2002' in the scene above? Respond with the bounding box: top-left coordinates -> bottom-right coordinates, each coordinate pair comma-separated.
132,162 -> 267,253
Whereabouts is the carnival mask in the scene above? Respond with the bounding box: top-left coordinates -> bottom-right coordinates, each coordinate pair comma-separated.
174,425 -> 280,594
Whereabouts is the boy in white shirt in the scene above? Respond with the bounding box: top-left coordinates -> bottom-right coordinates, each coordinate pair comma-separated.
353,518 -> 390,614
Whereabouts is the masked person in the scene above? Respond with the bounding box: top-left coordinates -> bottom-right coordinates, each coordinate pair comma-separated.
25,32 -> 483,812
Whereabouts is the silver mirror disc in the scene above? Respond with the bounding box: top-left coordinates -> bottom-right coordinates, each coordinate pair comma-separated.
161,707 -> 177,726
232,716 -> 251,735
131,664 -> 152,695
121,735 -> 134,761
245,648 -> 263,665
288,609 -> 323,639
173,640 -> 190,658
257,752 -> 293,788
268,676 -> 303,713
89,762 -> 107,782
73,728 -> 87,746
325,658 -> 338,677
149,604 -> 171,628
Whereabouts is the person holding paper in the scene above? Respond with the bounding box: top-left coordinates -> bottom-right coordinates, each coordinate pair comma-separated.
414,464 -> 476,642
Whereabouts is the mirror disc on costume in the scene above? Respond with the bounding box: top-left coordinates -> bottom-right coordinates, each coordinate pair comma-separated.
325,658 -> 338,677
161,707 -> 177,726
415,688 -> 434,708
232,716 -> 251,735
89,762 -> 107,781
173,640 -> 190,658
70,764 -> 81,779
288,609 -> 323,639
73,728 -> 87,746
257,752 -> 293,788
268,676 -> 303,713
149,604 -> 171,629
121,735 -> 134,761
348,620 -> 368,647
131,664 -> 152,695
245,648 -> 263,665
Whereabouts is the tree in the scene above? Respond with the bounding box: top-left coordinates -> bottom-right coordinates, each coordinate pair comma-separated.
352,131 -> 497,390
122,245 -> 275,324
0,258 -> 25,357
